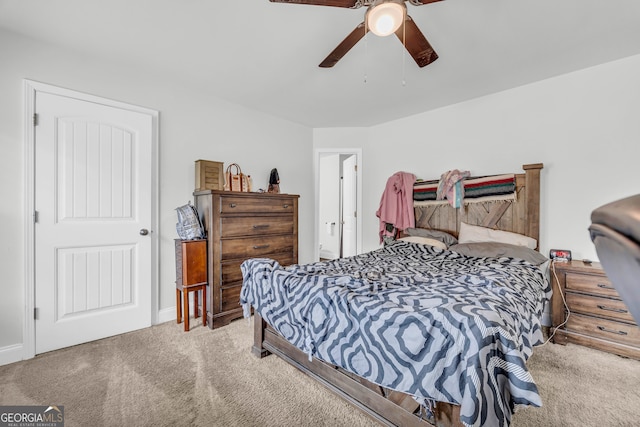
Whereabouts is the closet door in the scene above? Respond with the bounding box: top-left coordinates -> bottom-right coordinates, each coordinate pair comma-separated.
34,90 -> 154,354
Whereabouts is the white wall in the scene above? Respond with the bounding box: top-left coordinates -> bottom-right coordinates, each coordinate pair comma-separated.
315,54 -> 640,261
0,29 -> 314,359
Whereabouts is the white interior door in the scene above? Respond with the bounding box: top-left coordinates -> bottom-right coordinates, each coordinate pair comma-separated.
314,148 -> 362,262
35,91 -> 153,354
318,154 -> 340,259
341,155 -> 357,257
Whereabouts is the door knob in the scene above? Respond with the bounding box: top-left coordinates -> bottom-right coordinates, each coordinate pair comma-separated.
139,229 -> 149,236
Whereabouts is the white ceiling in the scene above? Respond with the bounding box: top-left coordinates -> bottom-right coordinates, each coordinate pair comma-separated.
2,0 -> 640,128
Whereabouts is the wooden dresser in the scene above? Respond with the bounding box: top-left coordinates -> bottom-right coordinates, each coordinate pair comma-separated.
194,190 -> 299,329
550,260 -> 640,360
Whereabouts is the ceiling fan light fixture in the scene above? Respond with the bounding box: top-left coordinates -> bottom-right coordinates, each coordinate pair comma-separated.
367,0 -> 406,37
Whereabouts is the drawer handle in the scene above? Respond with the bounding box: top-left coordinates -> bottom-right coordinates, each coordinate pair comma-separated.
597,304 -> 628,314
282,204 -> 289,209
597,325 -> 627,336
253,224 -> 270,229
596,283 -> 615,290
229,203 -> 237,208
253,244 -> 270,250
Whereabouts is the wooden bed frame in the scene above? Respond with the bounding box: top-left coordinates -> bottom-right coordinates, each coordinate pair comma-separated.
250,163 -> 544,427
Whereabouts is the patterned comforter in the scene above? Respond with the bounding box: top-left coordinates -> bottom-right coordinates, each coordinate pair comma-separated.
240,241 -> 551,427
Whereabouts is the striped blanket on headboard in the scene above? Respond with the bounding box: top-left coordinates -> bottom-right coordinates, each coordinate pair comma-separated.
414,173 -> 516,202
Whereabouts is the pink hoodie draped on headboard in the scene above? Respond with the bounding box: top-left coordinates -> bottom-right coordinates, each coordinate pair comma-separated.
376,171 -> 416,243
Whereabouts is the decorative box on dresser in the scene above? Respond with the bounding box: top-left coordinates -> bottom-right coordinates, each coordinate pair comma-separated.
194,190 -> 299,329
551,260 -> 640,360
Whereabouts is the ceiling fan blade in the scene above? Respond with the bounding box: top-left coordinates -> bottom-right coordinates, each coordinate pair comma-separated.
394,15 -> 438,68
269,0 -> 360,8
319,22 -> 368,68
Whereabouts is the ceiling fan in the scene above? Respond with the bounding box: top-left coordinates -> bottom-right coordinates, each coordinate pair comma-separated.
270,0 -> 443,68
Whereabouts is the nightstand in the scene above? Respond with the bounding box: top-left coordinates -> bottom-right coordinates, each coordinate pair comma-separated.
550,260 -> 640,360
175,239 -> 207,331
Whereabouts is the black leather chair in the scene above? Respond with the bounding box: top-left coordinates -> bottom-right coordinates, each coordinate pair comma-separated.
589,194 -> 640,324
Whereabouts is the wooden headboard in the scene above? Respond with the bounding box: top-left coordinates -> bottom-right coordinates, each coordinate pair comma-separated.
414,163 -> 543,247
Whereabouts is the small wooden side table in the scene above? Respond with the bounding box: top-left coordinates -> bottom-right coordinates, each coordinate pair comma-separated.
550,260 -> 640,360
175,239 -> 208,331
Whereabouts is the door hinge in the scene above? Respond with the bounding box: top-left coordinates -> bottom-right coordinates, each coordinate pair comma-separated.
33,113 -> 38,126
34,210 -> 39,223
34,307 -> 39,320
354,164 -> 357,172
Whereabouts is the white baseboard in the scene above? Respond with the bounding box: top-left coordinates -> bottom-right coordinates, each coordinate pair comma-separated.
157,297 -> 206,325
0,343 -> 24,367
157,306 -> 176,324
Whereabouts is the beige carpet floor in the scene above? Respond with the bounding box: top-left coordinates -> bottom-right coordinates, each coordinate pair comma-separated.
1,317 -> 639,427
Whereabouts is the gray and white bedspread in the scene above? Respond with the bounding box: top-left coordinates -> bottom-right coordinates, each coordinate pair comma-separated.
240,241 -> 551,427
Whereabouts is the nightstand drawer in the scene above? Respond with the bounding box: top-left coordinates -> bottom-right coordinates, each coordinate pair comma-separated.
567,313 -> 640,347
566,293 -> 635,324
565,272 -> 618,298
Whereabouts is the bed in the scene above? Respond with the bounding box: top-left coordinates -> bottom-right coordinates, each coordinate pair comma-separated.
240,163 -> 547,427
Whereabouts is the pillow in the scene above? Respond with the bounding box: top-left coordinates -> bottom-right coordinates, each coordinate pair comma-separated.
398,236 -> 447,250
449,242 -> 548,265
405,228 -> 458,247
458,222 -> 537,249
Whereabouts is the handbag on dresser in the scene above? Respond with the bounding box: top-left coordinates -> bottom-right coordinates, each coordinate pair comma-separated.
224,163 -> 249,192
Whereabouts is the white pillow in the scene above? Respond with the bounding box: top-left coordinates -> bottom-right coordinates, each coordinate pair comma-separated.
398,236 -> 447,250
458,222 -> 537,249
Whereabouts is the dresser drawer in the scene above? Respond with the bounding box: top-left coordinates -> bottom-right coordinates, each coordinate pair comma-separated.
565,272 -> 619,298
221,235 -> 294,259
566,292 -> 636,324
221,254 -> 296,284
567,313 -> 640,347
220,196 -> 296,214
221,215 -> 293,238
219,253 -> 295,311
221,284 -> 242,313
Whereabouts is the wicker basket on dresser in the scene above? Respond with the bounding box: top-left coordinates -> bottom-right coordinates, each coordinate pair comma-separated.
550,260 -> 640,360
194,190 -> 299,329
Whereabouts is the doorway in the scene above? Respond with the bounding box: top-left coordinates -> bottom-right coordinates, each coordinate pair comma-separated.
315,149 -> 362,261
23,81 -> 159,357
